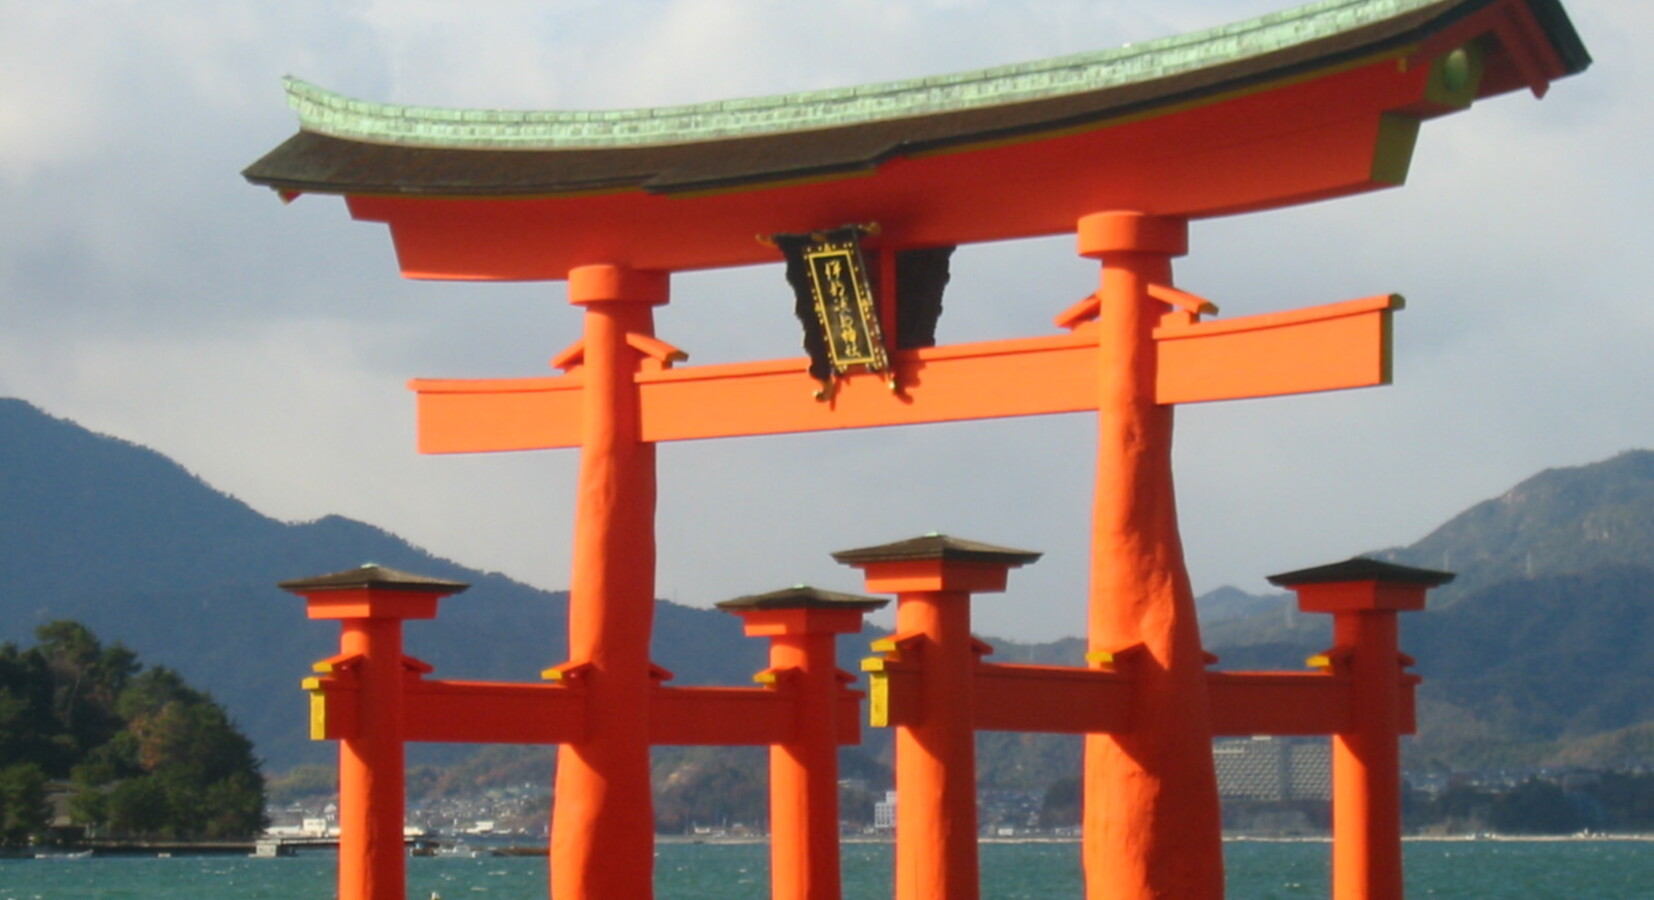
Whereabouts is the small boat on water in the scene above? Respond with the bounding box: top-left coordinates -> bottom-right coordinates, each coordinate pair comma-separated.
433,842 -> 484,858
34,849 -> 93,860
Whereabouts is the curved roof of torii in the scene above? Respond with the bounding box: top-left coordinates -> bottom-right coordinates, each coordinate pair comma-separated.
245,0 -> 1586,199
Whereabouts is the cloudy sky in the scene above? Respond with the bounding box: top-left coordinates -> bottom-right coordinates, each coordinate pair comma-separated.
2,0 -> 1645,642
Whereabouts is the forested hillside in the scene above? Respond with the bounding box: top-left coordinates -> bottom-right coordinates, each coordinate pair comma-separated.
0,622 -> 263,844
0,399 -> 767,769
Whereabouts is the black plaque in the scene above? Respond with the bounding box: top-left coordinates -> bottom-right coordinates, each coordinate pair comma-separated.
772,224 -> 892,397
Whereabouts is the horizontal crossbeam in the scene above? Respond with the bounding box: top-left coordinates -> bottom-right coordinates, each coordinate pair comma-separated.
865,665 -> 1416,737
304,676 -> 589,744
411,295 -> 1400,454
651,686 -> 863,746
303,677 -> 863,747
973,663 -> 1133,733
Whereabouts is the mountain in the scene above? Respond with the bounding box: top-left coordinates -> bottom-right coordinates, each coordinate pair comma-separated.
1372,450 -> 1654,604
1401,564 -> 1654,767
1195,452 -> 1654,769
0,399 -> 768,769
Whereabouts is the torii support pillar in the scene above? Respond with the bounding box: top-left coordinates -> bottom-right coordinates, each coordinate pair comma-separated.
552,264 -> 670,900
835,534 -> 1040,900
1268,559 -> 1454,900
717,587 -> 888,900
1078,211 -> 1225,899
279,564 -> 469,900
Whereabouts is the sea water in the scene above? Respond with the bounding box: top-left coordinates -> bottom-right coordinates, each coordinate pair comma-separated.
4,839 -> 1654,899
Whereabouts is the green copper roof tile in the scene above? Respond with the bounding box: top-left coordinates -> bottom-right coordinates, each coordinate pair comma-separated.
246,0 -> 1586,199
286,0 -> 1475,151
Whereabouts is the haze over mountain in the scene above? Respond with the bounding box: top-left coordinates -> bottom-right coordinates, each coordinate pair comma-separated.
4,397 -> 1652,774
1373,450 -> 1654,604
1198,450 -> 1654,769
0,398 -> 768,768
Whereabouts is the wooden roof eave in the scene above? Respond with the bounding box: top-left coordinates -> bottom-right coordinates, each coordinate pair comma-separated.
242,0 -> 1588,202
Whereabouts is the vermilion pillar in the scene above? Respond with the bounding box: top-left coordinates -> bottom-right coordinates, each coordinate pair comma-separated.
1269,559 -> 1453,900
718,587 -> 888,900
835,534 -> 1040,900
551,264 -> 669,900
1077,211 -> 1225,899
279,565 -> 469,900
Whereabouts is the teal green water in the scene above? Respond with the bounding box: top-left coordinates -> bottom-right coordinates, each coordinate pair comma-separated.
3,840 -> 1653,898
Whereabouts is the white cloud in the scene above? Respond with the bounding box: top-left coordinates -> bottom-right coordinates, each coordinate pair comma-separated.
0,6 -> 128,181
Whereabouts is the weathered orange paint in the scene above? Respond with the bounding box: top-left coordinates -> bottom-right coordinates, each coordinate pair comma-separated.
969,662 -> 1133,733
333,620 -> 406,900
891,590 -> 981,900
1204,671 -> 1354,736
731,606 -> 872,900
550,264 -> 668,900
856,559 -> 1012,596
1154,295 -> 1400,404
300,588 -> 442,620
852,655 -> 1419,739
1295,579 -> 1431,614
304,674 -> 590,744
844,550 -> 1033,900
411,293 -> 1397,453
647,686 -> 797,745
290,581 -> 457,900
1269,565 -> 1445,900
1330,611 -> 1406,900
1078,211 -> 1224,900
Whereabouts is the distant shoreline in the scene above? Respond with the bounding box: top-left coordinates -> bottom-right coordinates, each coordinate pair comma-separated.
12,831 -> 1651,860
656,832 -> 1654,846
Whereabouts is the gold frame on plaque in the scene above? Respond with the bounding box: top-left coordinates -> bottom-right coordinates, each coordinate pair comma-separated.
802,236 -> 888,377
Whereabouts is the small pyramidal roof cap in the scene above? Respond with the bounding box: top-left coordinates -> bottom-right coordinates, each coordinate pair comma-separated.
278,563 -> 471,595
1266,557 -> 1455,588
716,585 -> 889,612
832,533 -> 1042,566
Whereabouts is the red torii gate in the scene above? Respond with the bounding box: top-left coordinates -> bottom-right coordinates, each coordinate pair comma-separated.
245,1 -> 1588,898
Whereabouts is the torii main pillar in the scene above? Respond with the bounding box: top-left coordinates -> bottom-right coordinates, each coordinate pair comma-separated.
1080,212 -> 1224,897
551,264 -> 668,900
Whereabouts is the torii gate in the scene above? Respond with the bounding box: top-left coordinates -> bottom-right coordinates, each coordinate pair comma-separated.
245,1 -> 1588,898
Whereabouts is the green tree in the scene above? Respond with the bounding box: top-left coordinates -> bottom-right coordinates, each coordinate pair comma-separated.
0,623 -> 267,840
106,776 -> 171,838
1585,771 -> 1654,830
0,644 -> 63,774
1037,775 -> 1083,829
68,783 -> 109,833
1430,784 -> 1493,832
113,667 -> 266,838
1491,778 -> 1581,834
200,772 -> 268,839
34,621 -> 138,763
0,762 -> 50,846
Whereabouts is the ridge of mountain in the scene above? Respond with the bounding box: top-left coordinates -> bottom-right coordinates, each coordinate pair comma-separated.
1372,449 -> 1654,604
0,398 -> 767,768
1189,450 -> 1654,629
1176,452 -> 1654,768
